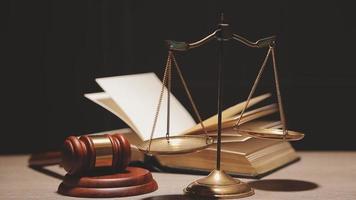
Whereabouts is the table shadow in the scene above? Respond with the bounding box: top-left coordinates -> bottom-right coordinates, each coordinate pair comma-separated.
141,194 -> 216,200
30,166 -> 64,180
249,179 -> 319,192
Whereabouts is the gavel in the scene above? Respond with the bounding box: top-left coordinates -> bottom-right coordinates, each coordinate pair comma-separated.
29,133 -> 131,175
30,133 -> 158,198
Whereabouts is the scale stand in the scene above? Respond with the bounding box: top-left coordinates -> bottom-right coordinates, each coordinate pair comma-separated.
139,13 -> 304,198
180,14 -> 254,199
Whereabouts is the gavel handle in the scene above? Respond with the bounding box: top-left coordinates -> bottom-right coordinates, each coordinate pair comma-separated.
28,151 -> 62,167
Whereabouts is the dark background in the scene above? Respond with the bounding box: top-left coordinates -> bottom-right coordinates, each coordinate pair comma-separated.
1,0 -> 355,153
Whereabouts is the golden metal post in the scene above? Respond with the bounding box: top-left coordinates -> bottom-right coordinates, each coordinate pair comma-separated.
184,14 -> 254,199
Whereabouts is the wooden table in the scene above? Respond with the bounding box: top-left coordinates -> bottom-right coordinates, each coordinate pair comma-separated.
1,152 -> 355,199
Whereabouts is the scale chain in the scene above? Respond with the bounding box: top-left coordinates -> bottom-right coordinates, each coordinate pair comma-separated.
166,52 -> 172,140
271,47 -> 288,137
234,48 -> 272,128
171,53 -> 209,137
147,51 -> 172,152
234,46 -> 288,139
147,50 -> 210,153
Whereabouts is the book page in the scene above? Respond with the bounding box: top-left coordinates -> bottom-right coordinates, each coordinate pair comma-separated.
84,92 -> 140,135
201,93 -> 271,126
183,93 -> 271,134
185,104 -> 278,135
95,73 -> 196,141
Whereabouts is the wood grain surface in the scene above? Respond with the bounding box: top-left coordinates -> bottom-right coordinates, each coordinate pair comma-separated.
1,152 -> 356,199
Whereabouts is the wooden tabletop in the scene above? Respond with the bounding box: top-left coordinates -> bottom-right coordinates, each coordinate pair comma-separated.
1,152 -> 355,200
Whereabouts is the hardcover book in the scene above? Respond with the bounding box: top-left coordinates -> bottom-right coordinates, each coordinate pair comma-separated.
85,73 -> 299,177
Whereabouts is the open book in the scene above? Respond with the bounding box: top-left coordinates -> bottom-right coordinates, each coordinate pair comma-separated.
85,72 -> 276,141
85,73 -> 299,177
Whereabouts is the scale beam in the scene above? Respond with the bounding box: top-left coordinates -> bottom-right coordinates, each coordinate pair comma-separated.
166,29 -> 219,51
166,29 -> 275,51
232,34 -> 276,48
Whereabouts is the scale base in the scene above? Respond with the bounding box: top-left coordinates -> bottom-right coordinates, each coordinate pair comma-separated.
184,169 -> 254,199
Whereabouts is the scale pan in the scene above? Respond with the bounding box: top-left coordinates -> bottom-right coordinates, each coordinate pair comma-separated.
137,135 -> 214,155
237,129 -> 304,141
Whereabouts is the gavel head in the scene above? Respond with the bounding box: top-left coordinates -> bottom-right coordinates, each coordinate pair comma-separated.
62,134 -> 131,175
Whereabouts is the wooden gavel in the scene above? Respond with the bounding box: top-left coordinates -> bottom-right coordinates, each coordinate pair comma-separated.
29,133 -> 131,175
30,134 -> 158,198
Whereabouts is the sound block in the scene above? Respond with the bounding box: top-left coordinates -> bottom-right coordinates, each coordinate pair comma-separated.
58,167 -> 158,198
